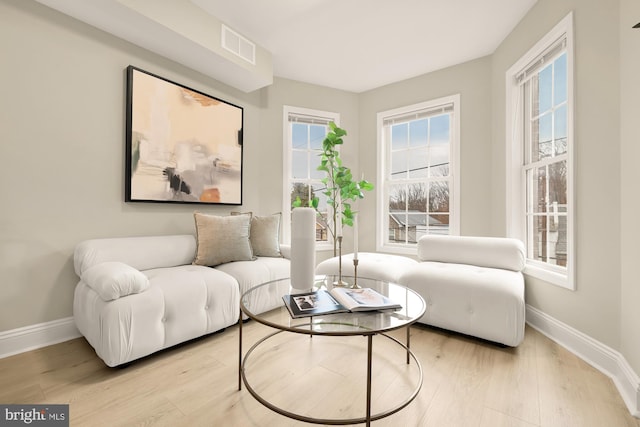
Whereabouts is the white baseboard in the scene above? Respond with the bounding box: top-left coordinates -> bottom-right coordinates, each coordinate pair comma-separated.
526,304 -> 640,417
0,317 -> 81,360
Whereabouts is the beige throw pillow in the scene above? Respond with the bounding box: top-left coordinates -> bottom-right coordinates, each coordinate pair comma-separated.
250,213 -> 282,257
193,212 -> 255,266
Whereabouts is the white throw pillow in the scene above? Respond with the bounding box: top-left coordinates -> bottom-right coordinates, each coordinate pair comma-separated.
81,261 -> 150,301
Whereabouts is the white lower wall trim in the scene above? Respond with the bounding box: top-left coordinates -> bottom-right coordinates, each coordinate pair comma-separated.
0,317 -> 81,360
526,304 -> 640,418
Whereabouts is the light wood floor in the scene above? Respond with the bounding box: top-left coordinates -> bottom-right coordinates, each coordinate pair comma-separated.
1,314 -> 638,427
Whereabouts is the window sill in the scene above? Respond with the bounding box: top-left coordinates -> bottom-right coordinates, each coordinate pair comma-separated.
523,262 -> 574,290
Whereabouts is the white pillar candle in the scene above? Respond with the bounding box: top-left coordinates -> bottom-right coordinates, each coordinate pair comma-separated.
353,213 -> 358,260
290,207 -> 316,292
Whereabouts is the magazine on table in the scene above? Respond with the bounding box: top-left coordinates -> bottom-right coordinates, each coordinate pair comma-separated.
282,287 -> 402,319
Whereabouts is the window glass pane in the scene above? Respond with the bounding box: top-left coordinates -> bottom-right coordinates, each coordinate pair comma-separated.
527,166 -> 547,214
406,213 -> 427,243
549,160 -> 567,205
429,114 -> 450,176
538,64 -> 553,113
388,184 -> 407,244
290,182 -> 312,206
388,211 -> 407,244
391,150 -> 408,180
554,105 -> 567,155
529,213 -> 566,266
406,183 -> 427,212
430,114 -> 450,144
389,184 -> 408,212
309,125 -> 325,150
408,148 -> 428,178
309,150 -> 323,179
429,181 -> 449,213
526,162 -> 566,214
429,213 -> 450,235
530,214 -> 548,262
292,123 -> 307,149
533,113 -> 553,161
554,53 -> 567,105
429,145 -> 450,177
391,123 -> 408,150
409,119 -> 428,147
291,151 -> 308,179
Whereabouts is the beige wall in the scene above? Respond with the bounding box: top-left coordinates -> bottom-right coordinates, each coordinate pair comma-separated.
358,56 -> 494,254
2,0 -> 638,377
491,0 -> 623,355
0,0 -> 358,331
620,0 -> 640,373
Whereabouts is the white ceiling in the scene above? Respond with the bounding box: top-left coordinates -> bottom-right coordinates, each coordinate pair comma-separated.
192,0 -> 539,92
35,0 -> 538,93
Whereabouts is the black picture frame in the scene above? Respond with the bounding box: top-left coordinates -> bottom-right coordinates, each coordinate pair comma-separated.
125,65 -> 244,205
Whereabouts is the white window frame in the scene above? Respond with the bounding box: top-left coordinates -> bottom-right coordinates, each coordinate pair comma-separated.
282,105 -> 339,251
376,94 -> 461,255
505,12 -> 575,290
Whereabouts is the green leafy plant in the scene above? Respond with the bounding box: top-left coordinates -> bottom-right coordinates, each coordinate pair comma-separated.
293,122 -> 374,255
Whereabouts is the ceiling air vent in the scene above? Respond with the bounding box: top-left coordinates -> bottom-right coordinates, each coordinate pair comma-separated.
221,24 -> 256,65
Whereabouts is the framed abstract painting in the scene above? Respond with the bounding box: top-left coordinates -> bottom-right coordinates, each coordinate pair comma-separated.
125,66 -> 243,205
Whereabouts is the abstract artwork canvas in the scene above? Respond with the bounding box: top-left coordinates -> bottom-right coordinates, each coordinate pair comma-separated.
125,66 -> 243,205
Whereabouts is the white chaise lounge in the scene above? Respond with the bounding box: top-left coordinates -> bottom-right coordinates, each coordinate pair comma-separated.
316,235 -> 526,347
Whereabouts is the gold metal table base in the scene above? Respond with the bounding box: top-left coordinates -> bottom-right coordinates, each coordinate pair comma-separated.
238,319 -> 423,426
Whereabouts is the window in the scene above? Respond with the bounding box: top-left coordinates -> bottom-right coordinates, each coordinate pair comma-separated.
506,12 -> 574,289
282,106 -> 339,249
376,95 -> 460,253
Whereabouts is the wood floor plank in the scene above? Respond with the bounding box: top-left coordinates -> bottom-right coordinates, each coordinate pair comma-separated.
0,317 -> 637,426
479,407 -> 538,427
482,340 -> 540,425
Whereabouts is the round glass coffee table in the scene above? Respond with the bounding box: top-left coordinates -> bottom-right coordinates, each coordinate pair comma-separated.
238,275 -> 426,426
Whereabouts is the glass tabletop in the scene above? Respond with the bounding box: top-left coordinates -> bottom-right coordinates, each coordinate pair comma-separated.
240,275 -> 426,336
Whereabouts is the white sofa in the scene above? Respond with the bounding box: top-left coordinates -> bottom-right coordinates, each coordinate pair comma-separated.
315,235 -> 526,347
73,234 -> 290,367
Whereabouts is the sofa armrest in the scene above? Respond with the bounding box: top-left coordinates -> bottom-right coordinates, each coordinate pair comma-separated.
279,244 -> 291,260
417,235 -> 525,271
81,261 -> 150,301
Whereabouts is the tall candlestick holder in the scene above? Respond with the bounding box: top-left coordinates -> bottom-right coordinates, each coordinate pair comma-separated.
351,258 -> 360,289
333,236 -> 349,287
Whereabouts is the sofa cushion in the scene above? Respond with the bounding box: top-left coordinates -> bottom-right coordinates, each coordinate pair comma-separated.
216,257 -> 290,317
417,235 -> 526,272
80,261 -> 150,301
193,212 -> 255,266
315,252 -> 419,284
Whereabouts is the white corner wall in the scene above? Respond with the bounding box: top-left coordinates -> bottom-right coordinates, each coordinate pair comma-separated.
620,0 -> 640,379
491,0 -> 623,358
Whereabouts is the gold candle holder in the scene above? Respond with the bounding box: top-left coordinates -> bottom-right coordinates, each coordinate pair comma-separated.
333,236 -> 349,287
351,258 -> 360,289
